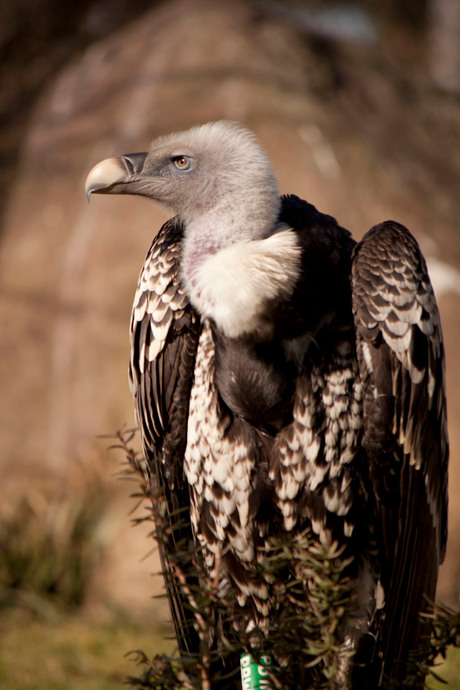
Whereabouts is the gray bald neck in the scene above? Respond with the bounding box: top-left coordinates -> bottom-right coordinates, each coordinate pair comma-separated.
181,178 -> 280,288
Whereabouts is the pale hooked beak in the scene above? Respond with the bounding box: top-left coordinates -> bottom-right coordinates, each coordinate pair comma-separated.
85,152 -> 147,200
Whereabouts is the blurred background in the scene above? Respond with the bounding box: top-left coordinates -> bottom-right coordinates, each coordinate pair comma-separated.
0,0 -> 459,687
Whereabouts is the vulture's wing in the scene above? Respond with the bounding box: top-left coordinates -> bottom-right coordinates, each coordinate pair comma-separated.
129,218 -> 201,655
352,221 -> 448,684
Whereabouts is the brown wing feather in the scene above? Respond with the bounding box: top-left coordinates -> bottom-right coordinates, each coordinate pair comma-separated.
129,218 -> 201,655
352,221 -> 448,685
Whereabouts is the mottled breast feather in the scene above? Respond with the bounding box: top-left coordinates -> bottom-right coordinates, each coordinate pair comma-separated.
352,221 -> 448,685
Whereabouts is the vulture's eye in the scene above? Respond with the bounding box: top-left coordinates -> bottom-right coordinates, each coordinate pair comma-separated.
172,156 -> 191,170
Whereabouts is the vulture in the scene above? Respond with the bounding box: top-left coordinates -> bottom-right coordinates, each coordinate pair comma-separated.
85,121 -> 448,689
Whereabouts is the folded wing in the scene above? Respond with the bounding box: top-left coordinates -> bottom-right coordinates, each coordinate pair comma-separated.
352,221 -> 448,684
129,218 -> 201,655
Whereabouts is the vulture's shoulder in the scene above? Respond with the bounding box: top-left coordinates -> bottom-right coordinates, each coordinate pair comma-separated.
278,195 -> 356,333
280,194 -> 355,250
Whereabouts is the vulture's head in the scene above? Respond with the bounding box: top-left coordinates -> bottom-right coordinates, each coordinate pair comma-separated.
86,122 -> 299,336
85,121 -> 280,238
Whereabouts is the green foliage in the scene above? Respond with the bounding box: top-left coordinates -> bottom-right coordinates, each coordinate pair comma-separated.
258,531 -> 354,681
116,430 -> 356,689
126,529 -> 355,689
424,605 -> 460,686
0,481 -> 108,615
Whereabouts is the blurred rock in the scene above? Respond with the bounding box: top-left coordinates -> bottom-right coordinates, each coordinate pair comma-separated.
0,0 -> 459,608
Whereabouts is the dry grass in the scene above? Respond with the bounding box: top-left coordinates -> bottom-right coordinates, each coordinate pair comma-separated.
0,608 -> 172,690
